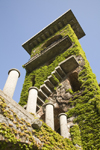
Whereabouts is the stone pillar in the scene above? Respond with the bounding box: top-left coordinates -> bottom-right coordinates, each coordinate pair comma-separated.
26,87 -> 38,114
58,113 -> 68,138
3,68 -> 20,98
44,103 -> 54,130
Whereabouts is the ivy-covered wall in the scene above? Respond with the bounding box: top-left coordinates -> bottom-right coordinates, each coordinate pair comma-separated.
70,124 -> 82,148
19,24 -> 84,106
66,60 -> 100,149
0,96 -> 41,150
19,24 -> 100,149
0,95 -> 76,150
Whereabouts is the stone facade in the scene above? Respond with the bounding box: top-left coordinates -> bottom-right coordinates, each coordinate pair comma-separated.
0,90 -> 76,150
0,90 -> 42,147
1,9 -> 100,150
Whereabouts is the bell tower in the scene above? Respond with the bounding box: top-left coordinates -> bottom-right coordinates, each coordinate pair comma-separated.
19,9 -> 86,139
1,9 -> 100,149
20,9 -> 85,108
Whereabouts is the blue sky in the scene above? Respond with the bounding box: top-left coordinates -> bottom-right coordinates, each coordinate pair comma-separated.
0,1 -> 100,103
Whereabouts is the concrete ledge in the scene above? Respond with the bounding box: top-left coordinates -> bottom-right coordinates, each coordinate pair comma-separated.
24,36 -> 72,72
44,79 -> 54,91
38,89 -> 48,100
40,84 -> 52,96
51,70 -> 62,81
22,9 -> 85,55
0,89 -> 43,146
37,96 -> 45,104
59,55 -> 79,74
0,89 -> 36,120
48,75 -> 58,86
55,66 -> 66,77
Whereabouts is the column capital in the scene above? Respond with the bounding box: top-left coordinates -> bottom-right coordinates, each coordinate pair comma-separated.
28,86 -> 38,92
3,68 -> 20,98
43,102 -> 54,112
58,113 -> 67,118
44,102 -> 54,108
8,68 -> 20,78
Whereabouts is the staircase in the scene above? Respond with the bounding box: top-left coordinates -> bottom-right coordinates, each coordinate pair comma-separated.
36,56 -> 79,111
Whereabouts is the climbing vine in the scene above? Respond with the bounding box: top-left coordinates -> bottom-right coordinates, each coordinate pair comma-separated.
70,125 -> 82,148
65,52 -> 100,149
19,23 -> 100,149
0,96 -> 77,150
19,24 -> 84,106
34,122 -> 76,150
0,96 -> 41,150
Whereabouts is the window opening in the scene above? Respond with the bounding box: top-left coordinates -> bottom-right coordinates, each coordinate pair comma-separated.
69,72 -> 81,92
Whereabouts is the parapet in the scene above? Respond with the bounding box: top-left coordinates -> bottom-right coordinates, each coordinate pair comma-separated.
22,9 -> 85,55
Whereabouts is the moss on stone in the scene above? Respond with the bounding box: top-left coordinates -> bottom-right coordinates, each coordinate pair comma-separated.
19,24 -> 83,106
34,122 -> 76,150
19,24 -> 100,149
30,25 -> 71,58
66,89 -> 74,94
65,50 -> 100,149
0,96 -> 76,150
70,125 -> 82,148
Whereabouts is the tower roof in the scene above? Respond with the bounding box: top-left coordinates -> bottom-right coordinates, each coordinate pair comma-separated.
22,9 -> 85,55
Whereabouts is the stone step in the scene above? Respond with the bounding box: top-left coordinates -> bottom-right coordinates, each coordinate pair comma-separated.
37,104 -> 40,109
55,66 -> 66,78
48,75 -> 58,86
59,56 -> 79,74
44,79 -> 54,91
51,70 -> 62,82
40,84 -> 52,97
36,104 -> 40,112
38,89 -> 48,101
37,96 -> 44,106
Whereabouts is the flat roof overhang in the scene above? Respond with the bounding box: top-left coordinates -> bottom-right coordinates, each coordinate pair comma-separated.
24,36 -> 72,72
22,9 -> 85,55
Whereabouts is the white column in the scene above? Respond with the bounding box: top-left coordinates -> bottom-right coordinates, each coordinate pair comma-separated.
3,68 -> 20,98
45,103 -> 54,130
26,87 -> 38,114
58,113 -> 68,138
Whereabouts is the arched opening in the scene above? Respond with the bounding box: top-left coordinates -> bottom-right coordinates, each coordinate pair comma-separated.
69,72 -> 81,92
